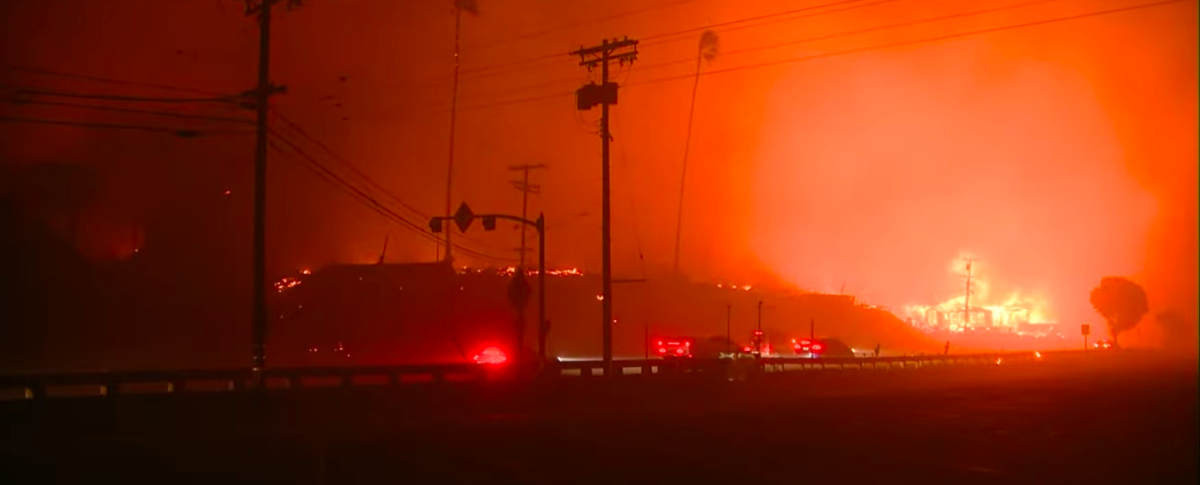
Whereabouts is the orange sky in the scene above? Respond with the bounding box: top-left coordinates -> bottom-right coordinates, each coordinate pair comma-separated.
1,0 -> 1195,345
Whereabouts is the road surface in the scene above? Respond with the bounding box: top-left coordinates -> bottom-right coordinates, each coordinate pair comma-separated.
1,352 -> 1195,484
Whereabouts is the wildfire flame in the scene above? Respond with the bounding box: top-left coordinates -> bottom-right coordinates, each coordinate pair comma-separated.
900,255 -> 1057,336
274,277 -> 302,293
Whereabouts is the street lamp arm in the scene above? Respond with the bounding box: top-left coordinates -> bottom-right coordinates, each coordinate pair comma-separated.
482,213 -> 542,230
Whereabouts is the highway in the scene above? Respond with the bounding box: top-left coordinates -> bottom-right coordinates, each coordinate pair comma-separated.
1,351 -> 1195,484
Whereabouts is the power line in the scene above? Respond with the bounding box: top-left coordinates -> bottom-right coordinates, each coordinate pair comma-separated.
641,0 -> 885,45
627,0 -> 1191,89
12,88 -> 237,104
590,0 -> 1065,82
271,109 -> 429,218
373,0 -> 1080,116
270,109 -> 506,251
433,0 -> 1189,115
462,0 -> 705,54
268,129 -> 509,262
0,115 -> 250,136
637,0 -> 1068,73
2,65 -> 231,97
13,98 -> 253,124
441,0 -> 896,84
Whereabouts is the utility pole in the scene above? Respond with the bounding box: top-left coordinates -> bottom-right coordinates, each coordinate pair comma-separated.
962,257 -> 978,329
442,0 -> 480,261
726,304 -> 731,354
571,37 -> 638,377
643,320 -> 649,360
509,163 -> 547,268
242,0 -> 295,386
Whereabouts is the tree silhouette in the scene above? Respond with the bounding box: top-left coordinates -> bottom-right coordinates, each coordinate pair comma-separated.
1088,277 -> 1149,348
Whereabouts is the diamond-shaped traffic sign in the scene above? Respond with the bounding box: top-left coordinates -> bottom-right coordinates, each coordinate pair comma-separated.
453,202 -> 474,233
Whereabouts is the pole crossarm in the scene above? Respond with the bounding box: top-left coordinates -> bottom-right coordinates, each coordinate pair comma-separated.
569,38 -> 640,69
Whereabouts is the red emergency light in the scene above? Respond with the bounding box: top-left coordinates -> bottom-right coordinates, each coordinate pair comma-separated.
472,346 -> 508,365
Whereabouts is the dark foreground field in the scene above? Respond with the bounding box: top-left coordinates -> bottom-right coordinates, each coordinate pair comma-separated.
2,352 -> 1196,484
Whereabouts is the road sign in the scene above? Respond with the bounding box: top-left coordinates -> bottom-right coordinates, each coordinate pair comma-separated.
453,202 -> 474,232
1081,324 -> 1090,336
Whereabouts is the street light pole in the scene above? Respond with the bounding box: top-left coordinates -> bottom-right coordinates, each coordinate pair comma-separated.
536,213 -> 547,372
756,300 -> 763,356
726,304 -> 731,354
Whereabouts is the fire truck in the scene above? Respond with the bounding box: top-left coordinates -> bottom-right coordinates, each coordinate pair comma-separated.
655,338 -> 694,359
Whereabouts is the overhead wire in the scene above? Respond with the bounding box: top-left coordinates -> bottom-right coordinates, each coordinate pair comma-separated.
403,0 -> 1188,116
632,0 -> 1068,75
462,0 -> 707,54
2,65 -> 233,97
611,95 -> 647,280
627,0 -> 1191,89
13,98 -> 253,125
268,128 -> 510,262
430,0 -> 893,86
269,109 -> 507,252
10,88 -> 238,105
0,115 -> 251,136
271,109 -> 429,219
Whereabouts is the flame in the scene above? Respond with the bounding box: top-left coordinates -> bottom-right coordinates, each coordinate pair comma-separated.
274,277 -> 302,293
899,255 -> 1057,336
458,266 -> 583,277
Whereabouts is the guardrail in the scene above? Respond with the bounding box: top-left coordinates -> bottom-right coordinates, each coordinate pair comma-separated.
0,350 -> 1072,401
553,350 -> 1058,376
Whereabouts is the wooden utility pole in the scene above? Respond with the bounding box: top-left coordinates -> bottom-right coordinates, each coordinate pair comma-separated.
509,163 -> 547,268
242,0 -> 295,385
571,37 -> 638,377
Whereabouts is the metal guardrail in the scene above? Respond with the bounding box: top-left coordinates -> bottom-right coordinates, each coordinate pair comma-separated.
0,363 -> 489,400
0,350 -> 1071,400
554,350 -> 1057,376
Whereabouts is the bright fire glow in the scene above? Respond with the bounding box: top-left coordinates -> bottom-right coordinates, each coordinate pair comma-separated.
473,346 -> 508,365
274,277 -> 302,293
900,256 -> 1059,339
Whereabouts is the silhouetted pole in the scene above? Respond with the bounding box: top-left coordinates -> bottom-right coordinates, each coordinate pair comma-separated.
726,304 -> 731,354
442,6 -> 462,262
571,37 -> 638,377
810,318 -> 815,342
509,164 -> 546,268
251,0 -> 271,383
243,0 -> 295,385
536,213 -> 547,372
757,300 -> 763,354
672,31 -> 719,275
600,53 -> 612,377
963,257 -> 977,328
643,320 -> 648,360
